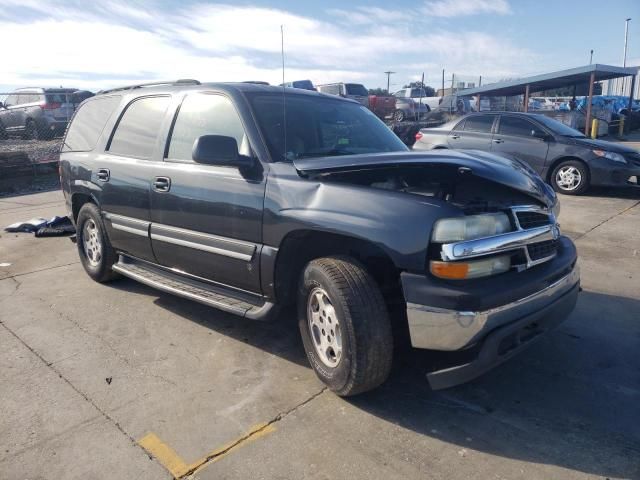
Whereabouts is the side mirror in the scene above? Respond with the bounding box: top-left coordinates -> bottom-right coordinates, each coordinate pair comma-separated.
192,135 -> 254,168
531,130 -> 549,140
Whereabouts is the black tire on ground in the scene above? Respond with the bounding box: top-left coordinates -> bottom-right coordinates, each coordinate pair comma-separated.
393,109 -> 405,122
550,159 -> 590,195
23,119 -> 39,140
0,122 -> 7,139
76,202 -> 120,283
298,255 -> 393,396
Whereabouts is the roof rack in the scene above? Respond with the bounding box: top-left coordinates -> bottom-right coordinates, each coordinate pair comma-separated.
97,79 -> 201,95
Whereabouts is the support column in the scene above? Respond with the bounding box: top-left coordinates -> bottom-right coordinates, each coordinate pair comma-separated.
585,72 -> 595,136
523,84 -> 530,112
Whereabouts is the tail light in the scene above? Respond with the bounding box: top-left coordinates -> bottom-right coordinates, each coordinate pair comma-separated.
415,132 -> 423,141
43,102 -> 61,110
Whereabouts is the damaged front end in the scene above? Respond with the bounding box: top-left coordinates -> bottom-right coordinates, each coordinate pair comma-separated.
293,150 -> 579,389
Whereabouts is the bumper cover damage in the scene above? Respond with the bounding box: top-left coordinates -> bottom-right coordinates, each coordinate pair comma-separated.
402,240 -> 580,389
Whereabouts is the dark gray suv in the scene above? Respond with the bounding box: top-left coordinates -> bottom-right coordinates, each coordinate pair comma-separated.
60,80 -> 579,395
0,88 -> 92,139
414,112 -> 640,195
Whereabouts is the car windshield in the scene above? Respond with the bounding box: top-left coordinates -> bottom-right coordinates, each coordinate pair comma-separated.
533,114 -> 585,138
249,93 -> 408,161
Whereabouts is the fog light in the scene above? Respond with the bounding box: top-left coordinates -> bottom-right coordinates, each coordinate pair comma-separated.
430,255 -> 511,280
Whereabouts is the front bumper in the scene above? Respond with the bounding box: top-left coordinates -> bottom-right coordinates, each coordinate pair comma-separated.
426,273 -> 579,390
401,237 -> 580,389
589,156 -> 640,188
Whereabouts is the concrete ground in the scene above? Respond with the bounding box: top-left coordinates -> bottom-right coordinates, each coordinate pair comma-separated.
1,187 -> 639,480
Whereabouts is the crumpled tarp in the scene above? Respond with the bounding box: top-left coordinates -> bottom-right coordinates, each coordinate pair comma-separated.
5,215 -> 75,237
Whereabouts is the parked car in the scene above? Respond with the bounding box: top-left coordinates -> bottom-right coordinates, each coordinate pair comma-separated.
393,97 -> 430,122
280,80 -> 316,91
414,112 -> 640,194
0,88 -> 83,139
60,80 -> 579,395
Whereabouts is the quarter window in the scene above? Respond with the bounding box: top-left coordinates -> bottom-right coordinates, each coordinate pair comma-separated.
63,95 -> 122,152
498,116 -> 544,137
167,94 -> 248,161
108,96 -> 170,159
463,115 -> 495,133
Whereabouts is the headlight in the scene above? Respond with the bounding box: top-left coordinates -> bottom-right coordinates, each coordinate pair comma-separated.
430,255 -> 511,280
593,150 -> 627,164
432,213 -> 511,243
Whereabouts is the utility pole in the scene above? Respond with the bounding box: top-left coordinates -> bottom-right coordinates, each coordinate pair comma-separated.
589,49 -> 594,64
384,71 -> 395,93
441,69 -> 445,96
622,18 -> 631,95
623,18 -> 631,67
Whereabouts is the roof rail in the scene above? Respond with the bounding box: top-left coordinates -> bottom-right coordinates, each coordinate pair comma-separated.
97,79 -> 201,95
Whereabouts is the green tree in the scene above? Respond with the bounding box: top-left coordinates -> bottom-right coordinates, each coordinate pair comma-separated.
401,81 -> 436,97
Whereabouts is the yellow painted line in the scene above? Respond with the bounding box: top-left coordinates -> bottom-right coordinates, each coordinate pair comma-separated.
138,432 -> 190,478
138,422 -> 276,478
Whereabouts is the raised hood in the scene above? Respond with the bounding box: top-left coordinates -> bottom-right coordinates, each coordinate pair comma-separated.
294,150 -> 555,207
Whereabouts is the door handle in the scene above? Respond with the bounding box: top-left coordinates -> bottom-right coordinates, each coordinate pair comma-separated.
450,134 -> 460,140
153,176 -> 171,192
96,168 -> 110,182
492,138 -> 504,144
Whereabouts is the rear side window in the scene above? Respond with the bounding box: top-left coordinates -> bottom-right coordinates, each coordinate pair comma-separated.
463,115 -> 495,133
167,94 -> 248,161
63,95 -> 121,152
345,84 -> 368,96
108,96 -> 170,159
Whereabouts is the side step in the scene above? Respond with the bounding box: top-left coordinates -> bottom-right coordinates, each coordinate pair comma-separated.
112,256 -> 274,321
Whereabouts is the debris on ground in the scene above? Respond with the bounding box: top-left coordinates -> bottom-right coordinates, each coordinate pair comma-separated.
5,215 -> 75,237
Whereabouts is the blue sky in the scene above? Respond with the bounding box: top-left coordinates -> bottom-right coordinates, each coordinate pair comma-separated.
0,0 -> 638,92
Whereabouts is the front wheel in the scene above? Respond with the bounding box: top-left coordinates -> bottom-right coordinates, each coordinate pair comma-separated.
551,160 -> 589,195
393,109 -> 405,122
76,203 -> 120,282
298,256 -> 393,396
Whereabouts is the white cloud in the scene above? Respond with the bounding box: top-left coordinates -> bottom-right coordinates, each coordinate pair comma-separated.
0,0 -> 533,91
423,0 -> 511,17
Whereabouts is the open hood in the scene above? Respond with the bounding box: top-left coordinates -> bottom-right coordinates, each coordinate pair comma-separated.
294,150 -> 555,208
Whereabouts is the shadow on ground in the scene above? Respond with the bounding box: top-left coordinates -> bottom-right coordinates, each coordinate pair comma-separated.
111,280 -> 640,478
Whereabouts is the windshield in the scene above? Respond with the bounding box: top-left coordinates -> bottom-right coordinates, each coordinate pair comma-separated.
532,114 -> 585,137
249,93 -> 408,161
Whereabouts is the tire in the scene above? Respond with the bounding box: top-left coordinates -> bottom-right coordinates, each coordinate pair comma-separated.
393,109 -> 405,122
0,121 -> 7,140
551,160 -> 589,195
298,256 -> 393,396
23,119 -> 39,140
76,203 -> 120,283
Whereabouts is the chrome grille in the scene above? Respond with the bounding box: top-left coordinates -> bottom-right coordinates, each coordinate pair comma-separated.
527,239 -> 558,261
516,211 -> 551,229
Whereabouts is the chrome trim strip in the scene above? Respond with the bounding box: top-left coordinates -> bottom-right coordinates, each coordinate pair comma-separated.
104,212 -> 149,237
441,225 -> 555,261
406,266 -> 579,351
150,223 -> 256,262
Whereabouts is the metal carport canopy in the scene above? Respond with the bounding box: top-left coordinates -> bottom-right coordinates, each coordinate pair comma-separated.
459,64 -> 637,97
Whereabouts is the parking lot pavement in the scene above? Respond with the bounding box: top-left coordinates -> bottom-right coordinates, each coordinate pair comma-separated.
1,188 -> 639,479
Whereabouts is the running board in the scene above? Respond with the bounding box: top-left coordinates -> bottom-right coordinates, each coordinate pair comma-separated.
112,256 -> 274,321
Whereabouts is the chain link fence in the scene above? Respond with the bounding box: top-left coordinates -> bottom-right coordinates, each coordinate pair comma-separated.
0,89 -> 94,195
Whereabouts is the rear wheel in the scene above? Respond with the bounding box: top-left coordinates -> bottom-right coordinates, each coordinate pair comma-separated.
393,109 -> 405,122
551,160 -> 589,195
298,256 -> 393,396
76,203 -> 120,283
23,119 -> 39,140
